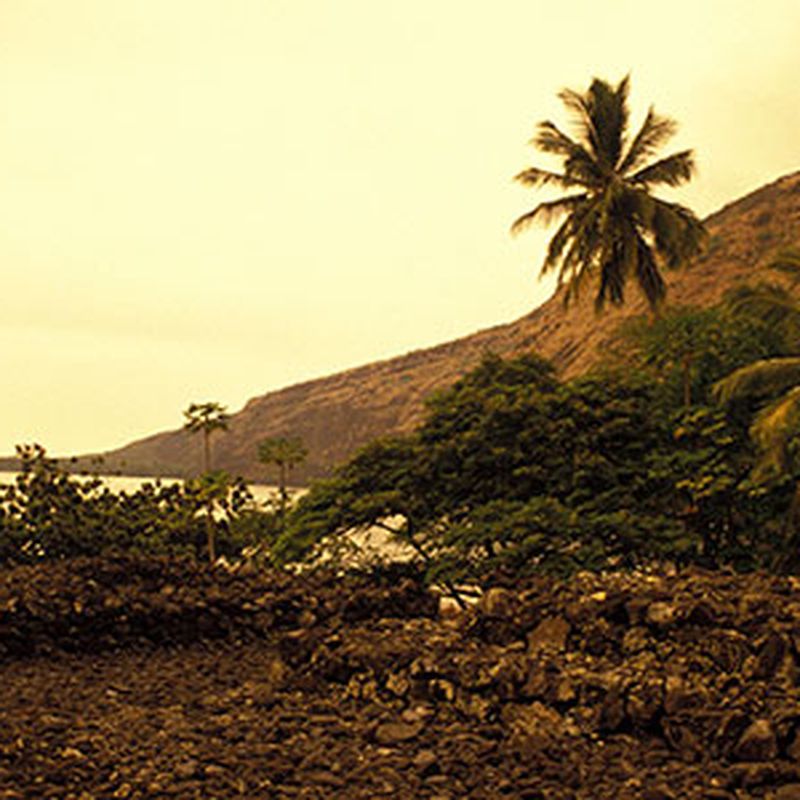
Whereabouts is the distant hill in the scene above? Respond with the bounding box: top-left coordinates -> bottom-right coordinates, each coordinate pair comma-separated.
94,171 -> 800,483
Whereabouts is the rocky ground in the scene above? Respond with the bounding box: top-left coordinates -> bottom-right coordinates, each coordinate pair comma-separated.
4,558 -> 800,798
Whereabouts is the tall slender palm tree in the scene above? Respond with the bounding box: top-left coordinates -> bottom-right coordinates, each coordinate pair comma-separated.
186,470 -> 231,564
512,76 -> 705,310
258,435 -> 308,512
183,402 -> 230,474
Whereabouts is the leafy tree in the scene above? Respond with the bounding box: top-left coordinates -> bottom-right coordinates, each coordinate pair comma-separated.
419,353 -> 562,510
556,373 -> 668,512
611,304 -> 783,408
183,402 -> 230,473
0,445 -> 118,561
257,435 -> 308,511
438,499 -> 687,582
644,405 -> 763,564
712,355 -> 800,569
280,353 -> 703,581
512,75 -> 705,310
606,295 -> 798,562
275,435 -> 428,563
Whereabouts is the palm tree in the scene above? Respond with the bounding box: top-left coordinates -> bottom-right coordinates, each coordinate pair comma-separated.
183,402 -> 230,474
257,435 -> 308,511
620,306 -> 720,408
185,470 -> 231,564
714,358 -> 800,478
723,249 -> 800,349
713,256 -> 800,544
512,76 -> 705,310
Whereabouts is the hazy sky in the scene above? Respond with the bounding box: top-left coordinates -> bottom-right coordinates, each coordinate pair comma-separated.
1,0 -> 799,455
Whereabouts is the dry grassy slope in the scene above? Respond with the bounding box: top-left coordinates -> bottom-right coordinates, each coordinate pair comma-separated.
101,171 -> 800,483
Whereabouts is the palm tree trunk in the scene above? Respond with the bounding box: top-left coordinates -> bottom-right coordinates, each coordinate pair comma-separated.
203,431 -> 211,473
278,462 -> 289,524
279,462 -> 288,506
682,353 -> 692,407
205,510 -> 216,564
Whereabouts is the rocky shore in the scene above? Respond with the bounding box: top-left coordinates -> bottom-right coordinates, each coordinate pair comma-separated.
3,557 -> 800,798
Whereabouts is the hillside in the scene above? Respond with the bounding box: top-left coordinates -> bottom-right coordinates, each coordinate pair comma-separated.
97,171 -> 800,483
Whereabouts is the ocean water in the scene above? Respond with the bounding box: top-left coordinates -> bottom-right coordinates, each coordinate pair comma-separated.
0,471 -> 283,508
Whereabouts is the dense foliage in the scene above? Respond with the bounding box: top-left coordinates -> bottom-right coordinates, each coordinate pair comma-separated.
612,304 -> 783,408
279,299 -> 797,583
0,446 -> 275,565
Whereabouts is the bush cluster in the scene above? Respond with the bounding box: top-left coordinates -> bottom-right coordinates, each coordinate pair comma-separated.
0,446 -> 276,565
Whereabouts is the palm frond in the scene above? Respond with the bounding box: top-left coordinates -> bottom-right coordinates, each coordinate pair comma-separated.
513,167 -> 585,190
596,251 -> 627,307
558,213 -> 608,303
541,216 -> 575,273
769,249 -> 800,283
632,230 -> 666,308
576,77 -> 630,171
618,107 -> 677,175
724,282 -> 800,328
557,87 -> 598,153
560,242 -> 599,305
532,120 -> 583,157
622,186 -> 656,227
630,150 -> 695,188
713,357 -> 800,404
544,199 -> 601,275
533,122 -> 600,183
510,194 -> 587,235
650,198 -> 706,266
749,386 -> 800,479
558,78 -> 629,167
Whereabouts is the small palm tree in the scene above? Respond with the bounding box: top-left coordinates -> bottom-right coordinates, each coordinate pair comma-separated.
185,470 -> 231,564
257,435 -> 308,512
512,75 -> 705,310
183,402 -> 230,474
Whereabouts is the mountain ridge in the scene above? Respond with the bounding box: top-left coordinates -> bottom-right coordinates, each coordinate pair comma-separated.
94,170 -> 800,483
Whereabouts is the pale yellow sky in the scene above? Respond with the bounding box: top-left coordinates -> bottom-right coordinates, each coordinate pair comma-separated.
1,0 -> 799,455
